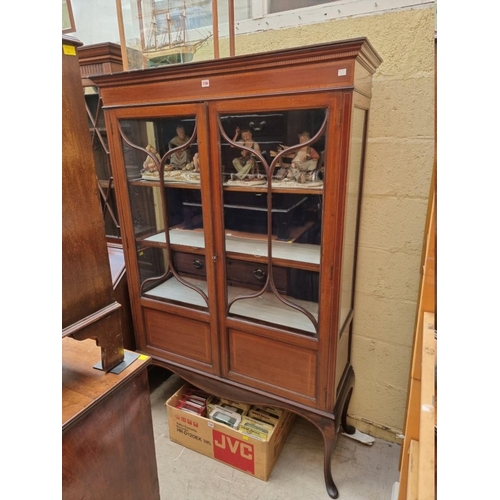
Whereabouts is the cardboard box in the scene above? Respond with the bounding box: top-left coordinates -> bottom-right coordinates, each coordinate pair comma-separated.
166,384 -> 295,481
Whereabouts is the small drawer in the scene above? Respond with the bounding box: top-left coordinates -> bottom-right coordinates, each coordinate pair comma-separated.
226,259 -> 288,293
173,252 -> 206,277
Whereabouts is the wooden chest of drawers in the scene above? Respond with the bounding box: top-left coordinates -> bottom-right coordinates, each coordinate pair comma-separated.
173,251 -> 288,294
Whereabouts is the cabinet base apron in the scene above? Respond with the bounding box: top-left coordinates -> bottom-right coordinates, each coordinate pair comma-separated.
151,357 -> 355,499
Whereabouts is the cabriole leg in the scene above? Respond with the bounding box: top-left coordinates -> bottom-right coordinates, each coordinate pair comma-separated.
319,419 -> 340,498
341,387 -> 356,435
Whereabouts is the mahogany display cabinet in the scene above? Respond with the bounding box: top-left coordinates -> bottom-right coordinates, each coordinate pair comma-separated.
92,38 -> 382,498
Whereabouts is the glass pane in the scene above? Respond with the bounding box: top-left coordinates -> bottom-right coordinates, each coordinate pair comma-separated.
118,114 -> 208,310
217,108 -> 327,336
84,89 -> 121,239
269,0 -> 332,14
339,107 -> 367,330
116,0 -> 213,70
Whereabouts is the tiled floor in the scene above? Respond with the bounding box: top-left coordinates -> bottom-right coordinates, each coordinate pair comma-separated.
148,367 -> 401,500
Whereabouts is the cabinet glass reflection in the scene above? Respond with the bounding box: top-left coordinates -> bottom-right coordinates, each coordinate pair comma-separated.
118,115 -> 209,310
217,108 -> 328,336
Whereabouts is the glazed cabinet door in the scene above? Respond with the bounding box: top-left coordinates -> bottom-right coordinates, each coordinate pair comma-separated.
208,93 -> 346,409
106,103 -> 221,375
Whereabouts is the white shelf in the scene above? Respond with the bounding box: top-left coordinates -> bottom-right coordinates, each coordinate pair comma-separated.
145,276 -> 318,334
144,228 -> 320,265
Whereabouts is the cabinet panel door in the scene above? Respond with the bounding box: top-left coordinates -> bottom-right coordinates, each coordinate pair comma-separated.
107,103 -> 220,372
209,95 -> 335,339
111,105 -> 212,307
207,93 -> 346,406
228,329 -> 317,400
145,309 -> 212,366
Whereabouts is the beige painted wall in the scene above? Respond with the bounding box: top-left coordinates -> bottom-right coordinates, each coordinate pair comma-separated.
194,7 -> 435,442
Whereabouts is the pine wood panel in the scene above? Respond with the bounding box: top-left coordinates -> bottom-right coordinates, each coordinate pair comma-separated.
406,440 -> 419,500
418,314 -> 436,500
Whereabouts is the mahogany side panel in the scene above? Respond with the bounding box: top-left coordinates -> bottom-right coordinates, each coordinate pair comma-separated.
62,35 -> 124,371
62,36 -> 115,329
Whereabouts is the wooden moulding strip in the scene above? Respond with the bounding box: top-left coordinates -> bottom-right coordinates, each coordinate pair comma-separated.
418,312 -> 436,500
406,439 -> 419,500
62,301 -> 122,338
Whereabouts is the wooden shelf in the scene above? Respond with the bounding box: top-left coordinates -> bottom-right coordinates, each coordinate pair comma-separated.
143,276 -> 318,334
129,178 -> 201,189
142,227 -> 320,267
129,177 -> 324,195
223,184 -> 324,194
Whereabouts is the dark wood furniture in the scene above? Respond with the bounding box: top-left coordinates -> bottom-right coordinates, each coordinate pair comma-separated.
93,38 -> 382,498
78,42 -> 124,242
62,35 -> 159,499
108,243 -> 137,350
62,35 -> 123,371
183,193 -> 308,240
78,42 -> 136,350
78,42 -> 124,86
62,337 -> 159,500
